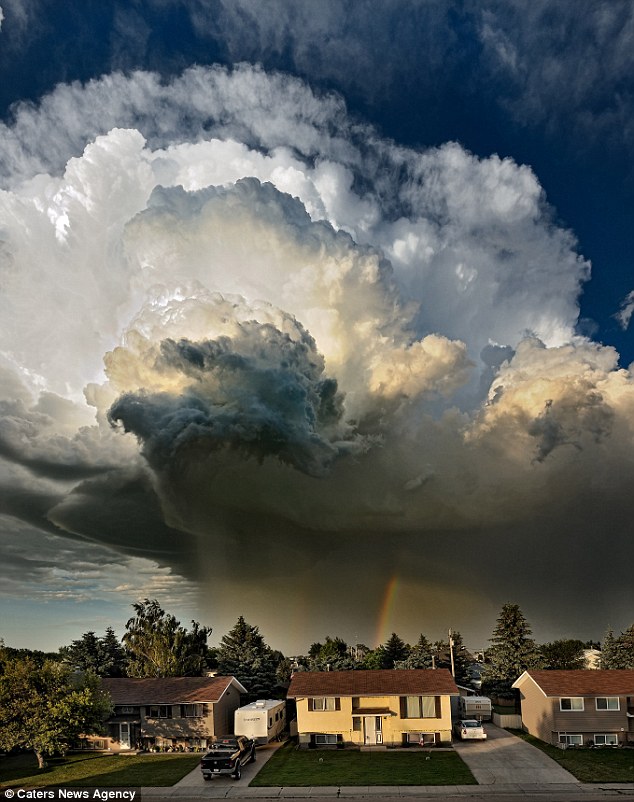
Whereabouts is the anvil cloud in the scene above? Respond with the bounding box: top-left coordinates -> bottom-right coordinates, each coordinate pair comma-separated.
1,65 -> 632,650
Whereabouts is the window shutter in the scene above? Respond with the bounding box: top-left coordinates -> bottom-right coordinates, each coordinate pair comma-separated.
335,697 -> 341,711
399,697 -> 407,718
308,698 -> 314,712
435,696 -> 442,718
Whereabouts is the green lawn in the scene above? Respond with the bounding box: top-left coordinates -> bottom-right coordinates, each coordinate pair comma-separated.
509,731 -> 634,783
0,752 -> 201,789
250,743 -> 476,786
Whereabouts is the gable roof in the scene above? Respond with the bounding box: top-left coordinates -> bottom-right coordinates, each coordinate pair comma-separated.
513,670 -> 634,696
287,669 -> 459,698
100,676 -> 246,704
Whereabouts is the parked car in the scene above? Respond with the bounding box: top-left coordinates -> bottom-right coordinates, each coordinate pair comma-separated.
200,736 -> 256,780
453,719 -> 487,740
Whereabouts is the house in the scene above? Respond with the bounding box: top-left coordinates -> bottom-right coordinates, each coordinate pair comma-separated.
287,669 -> 458,747
512,670 -> 634,747
80,676 -> 247,752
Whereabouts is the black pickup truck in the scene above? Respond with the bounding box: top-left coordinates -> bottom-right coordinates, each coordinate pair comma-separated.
200,736 -> 256,781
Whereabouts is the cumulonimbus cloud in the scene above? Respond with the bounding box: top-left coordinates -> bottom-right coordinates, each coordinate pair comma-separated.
0,64 -> 632,646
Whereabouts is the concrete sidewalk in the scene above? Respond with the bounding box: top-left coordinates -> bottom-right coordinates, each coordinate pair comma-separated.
143,782 -> 634,799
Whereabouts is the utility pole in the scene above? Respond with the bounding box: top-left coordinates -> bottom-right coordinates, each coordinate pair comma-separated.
448,629 -> 456,678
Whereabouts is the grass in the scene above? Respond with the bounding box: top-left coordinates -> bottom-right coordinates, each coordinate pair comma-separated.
0,751 -> 201,789
509,731 -> 634,783
250,742 -> 477,786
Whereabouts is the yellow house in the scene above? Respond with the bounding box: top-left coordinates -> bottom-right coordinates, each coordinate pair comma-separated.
287,669 -> 458,747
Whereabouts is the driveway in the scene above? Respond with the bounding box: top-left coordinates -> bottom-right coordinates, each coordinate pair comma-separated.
172,741 -> 282,790
452,722 -> 578,785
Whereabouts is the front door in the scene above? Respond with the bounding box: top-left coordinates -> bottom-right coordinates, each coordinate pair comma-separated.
119,722 -> 131,750
364,716 -> 383,745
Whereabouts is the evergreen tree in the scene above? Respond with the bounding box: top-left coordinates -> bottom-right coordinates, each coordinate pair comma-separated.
599,628 -> 619,669
122,599 -> 211,677
481,603 -> 543,696
600,624 -> 634,669
617,624 -> 634,668
100,627 -> 127,677
60,627 -> 127,677
381,632 -> 408,668
396,633 -> 434,669
216,616 -> 279,701
540,639 -> 586,670
0,648 -> 111,769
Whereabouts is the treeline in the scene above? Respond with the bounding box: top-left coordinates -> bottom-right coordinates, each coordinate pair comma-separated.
3,600 -> 634,701
2,600 -> 634,767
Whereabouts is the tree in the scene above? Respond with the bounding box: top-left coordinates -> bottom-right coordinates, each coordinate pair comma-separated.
0,648 -> 111,769
60,627 -> 127,677
308,636 -> 354,671
396,633 -> 433,669
216,617 -> 279,701
600,624 -> 634,669
540,639 -> 586,670
122,599 -> 211,677
481,603 -> 543,696
380,632 -> 408,668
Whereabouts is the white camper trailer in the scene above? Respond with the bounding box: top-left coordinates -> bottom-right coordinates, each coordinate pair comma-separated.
458,695 -> 492,721
234,699 -> 286,744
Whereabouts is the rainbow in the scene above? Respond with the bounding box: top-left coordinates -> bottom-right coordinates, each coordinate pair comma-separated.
374,574 -> 400,647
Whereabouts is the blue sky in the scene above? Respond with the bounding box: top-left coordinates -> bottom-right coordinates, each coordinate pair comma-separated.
0,1 -> 632,653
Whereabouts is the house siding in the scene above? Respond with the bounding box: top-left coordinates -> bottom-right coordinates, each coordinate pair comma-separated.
514,672 -> 634,746
295,693 -> 453,747
516,676 -> 555,743
83,677 -> 244,752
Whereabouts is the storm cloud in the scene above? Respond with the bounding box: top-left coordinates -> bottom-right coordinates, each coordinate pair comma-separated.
1,64 -> 633,649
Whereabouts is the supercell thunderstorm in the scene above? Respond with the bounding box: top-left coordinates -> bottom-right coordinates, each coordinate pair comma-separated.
1,66 -> 633,644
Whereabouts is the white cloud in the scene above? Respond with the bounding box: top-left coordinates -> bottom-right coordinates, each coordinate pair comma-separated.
615,289 -> 634,330
0,65 -> 632,648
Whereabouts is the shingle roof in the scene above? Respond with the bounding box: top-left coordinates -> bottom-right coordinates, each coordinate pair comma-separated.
514,670 -> 634,696
100,676 -> 244,704
287,669 -> 459,698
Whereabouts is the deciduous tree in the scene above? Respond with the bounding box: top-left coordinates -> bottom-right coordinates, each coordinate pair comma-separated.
122,599 -> 211,677
540,639 -> 586,670
0,648 -> 111,769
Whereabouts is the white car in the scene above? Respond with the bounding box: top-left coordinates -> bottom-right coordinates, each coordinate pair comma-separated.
454,719 -> 487,740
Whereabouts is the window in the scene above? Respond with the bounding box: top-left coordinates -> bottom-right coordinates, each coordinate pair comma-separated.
118,706 -> 136,714
405,732 -> 435,745
402,696 -> 439,718
148,705 -> 172,719
559,697 -> 584,711
596,697 -> 620,711
353,718 -> 362,732
314,734 -> 338,745
594,734 -> 618,746
180,704 -> 203,718
310,697 -> 338,711
558,734 -> 583,746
